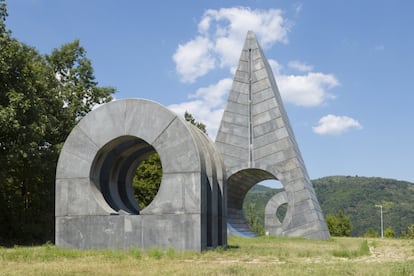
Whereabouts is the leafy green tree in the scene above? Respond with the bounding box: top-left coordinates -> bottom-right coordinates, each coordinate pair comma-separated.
184,111 -> 207,134
364,228 -> 380,238
384,227 -> 395,238
326,210 -> 352,236
0,1 -> 114,244
133,153 -> 162,209
326,214 -> 338,236
132,112 -> 206,209
45,40 -> 114,121
242,185 -> 283,236
244,202 -> 265,235
407,224 -> 414,239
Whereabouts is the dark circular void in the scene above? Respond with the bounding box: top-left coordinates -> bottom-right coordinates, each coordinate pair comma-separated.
90,135 -> 160,214
227,169 -> 278,237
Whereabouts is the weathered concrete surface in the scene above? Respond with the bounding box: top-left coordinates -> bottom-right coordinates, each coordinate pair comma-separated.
215,31 -> 330,239
56,99 -> 226,251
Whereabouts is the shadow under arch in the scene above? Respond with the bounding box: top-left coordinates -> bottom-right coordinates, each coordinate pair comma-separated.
90,135 -> 160,215
227,168 -> 281,237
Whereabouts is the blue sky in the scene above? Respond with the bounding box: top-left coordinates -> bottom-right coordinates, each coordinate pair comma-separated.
5,1 -> 414,183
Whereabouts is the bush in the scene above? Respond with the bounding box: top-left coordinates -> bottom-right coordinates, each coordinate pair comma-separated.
384,227 -> 395,238
326,211 -> 352,236
364,228 -> 379,238
408,224 -> 414,238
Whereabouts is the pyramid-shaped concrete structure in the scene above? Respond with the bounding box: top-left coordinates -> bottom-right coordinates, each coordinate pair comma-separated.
215,31 -> 329,239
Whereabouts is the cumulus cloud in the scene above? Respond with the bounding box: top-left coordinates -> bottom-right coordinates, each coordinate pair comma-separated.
171,6 -> 343,139
173,7 -> 291,83
172,36 -> 215,83
168,78 -> 232,138
288,60 -> 313,72
277,73 -> 338,107
312,114 -> 362,135
267,59 -> 339,106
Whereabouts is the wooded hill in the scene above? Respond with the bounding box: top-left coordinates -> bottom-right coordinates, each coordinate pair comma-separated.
243,176 -> 414,237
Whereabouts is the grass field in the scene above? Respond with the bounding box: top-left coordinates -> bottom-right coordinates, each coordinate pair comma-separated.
1,236 -> 413,275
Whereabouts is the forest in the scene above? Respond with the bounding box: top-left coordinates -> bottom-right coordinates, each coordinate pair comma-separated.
244,175 -> 414,237
0,1 -> 114,245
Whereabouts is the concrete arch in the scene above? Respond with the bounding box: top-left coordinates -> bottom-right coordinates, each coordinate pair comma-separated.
227,168 -> 277,237
55,99 -> 226,251
264,191 -> 291,236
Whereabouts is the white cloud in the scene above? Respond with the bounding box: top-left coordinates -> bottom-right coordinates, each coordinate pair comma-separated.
293,3 -> 303,15
288,60 -> 313,72
171,6 -> 343,139
168,78 -> 232,138
172,36 -> 215,83
312,114 -> 362,135
277,72 -> 339,107
173,7 -> 291,82
269,59 -> 339,107
268,59 -> 283,75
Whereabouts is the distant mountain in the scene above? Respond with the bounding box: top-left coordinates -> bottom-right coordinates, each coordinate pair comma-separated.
243,176 -> 414,237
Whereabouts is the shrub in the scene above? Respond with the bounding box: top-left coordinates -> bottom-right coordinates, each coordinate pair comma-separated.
326,211 -> 352,236
364,228 -> 379,238
384,227 -> 395,238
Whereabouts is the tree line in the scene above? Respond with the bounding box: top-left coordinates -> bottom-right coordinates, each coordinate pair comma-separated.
0,1 -> 114,245
0,1 -> 209,245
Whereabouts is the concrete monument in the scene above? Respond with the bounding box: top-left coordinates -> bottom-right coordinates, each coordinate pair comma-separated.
215,31 -> 329,239
56,31 -> 328,252
55,99 -> 226,251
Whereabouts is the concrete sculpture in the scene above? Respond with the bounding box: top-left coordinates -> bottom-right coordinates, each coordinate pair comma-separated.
56,31 -> 329,252
55,99 -> 226,251
215,31 -> 329,239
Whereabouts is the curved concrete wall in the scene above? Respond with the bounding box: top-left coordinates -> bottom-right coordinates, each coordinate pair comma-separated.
56,99 -> 226,251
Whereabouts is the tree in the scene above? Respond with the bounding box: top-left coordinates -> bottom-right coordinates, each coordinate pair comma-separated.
364,228 -> 380,238
132,112 -> 207,209
402,224 -> 414,239
326,210 -> 352,236
0,1 -> 114,245
45,40 -> 114,121
384,227 -> 395,238
184,111 -> 207,134
133,153 -> 162,209
244,202 -> 265,235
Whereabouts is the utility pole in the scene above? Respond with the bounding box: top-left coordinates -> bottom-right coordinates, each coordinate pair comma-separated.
375,204 -> 384,238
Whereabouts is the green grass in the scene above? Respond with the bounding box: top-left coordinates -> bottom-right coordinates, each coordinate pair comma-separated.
1,236 -> 413,275
331,239 -> 370,258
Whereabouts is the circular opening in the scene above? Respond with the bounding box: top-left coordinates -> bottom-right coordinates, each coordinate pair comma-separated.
243,179 -> 284,235
276,202 -> 288,223
90,136 -> 162,214
227,169 -> 285,237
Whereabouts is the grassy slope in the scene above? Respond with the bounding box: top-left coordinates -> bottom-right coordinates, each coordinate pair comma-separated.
1,237 -> 413,275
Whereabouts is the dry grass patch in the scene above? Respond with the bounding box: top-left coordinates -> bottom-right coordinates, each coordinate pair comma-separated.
1,236 -> 413,275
